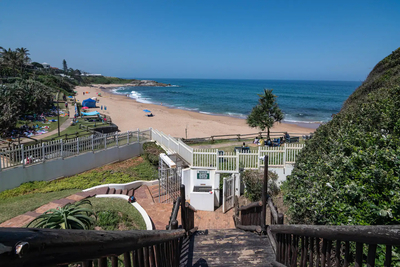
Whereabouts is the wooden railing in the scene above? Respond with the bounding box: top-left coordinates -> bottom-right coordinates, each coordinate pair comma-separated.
166,196 -> 181,230
166,184 -> 198,235
0,227 -> 185,267
180,184 -> 198,235
270,225 -> 400,267
234,156 -> 281,234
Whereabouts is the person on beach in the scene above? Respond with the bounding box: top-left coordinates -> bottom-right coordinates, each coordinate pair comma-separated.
259,137 -> 265,146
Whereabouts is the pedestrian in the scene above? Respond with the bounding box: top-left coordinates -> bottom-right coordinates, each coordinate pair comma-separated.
68,110 -> 70,117
101,105 -> 103,110
104,106 -> 107,110
65,102 -> 68,109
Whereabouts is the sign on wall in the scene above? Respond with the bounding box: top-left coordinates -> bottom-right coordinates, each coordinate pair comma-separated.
197,170 -> 210,179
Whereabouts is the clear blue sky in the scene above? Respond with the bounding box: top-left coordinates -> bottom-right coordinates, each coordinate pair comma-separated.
1,0 -> 399,81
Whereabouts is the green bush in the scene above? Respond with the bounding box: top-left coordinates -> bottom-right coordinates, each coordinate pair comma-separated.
142,142 -> 165,167
27,199 -> 96,229
96,210 -> 120,230
242,169 -> 280,202
283,48 -> 400,226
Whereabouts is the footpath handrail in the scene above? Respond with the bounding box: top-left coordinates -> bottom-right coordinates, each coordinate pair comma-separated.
0,129 -> 151,171
270,225 -> 400,267
0,227 -> 185,267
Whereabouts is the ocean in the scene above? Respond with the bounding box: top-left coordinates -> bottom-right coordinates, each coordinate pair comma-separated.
112,79 -> 361,124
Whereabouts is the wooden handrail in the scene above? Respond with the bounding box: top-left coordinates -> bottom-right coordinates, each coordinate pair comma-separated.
167,197 -> 181,230
270,225 -> 400,245
238,201 -> 262,211
0,228 -> 185,266
185,202 -> 197,212
268,198 -> 278,224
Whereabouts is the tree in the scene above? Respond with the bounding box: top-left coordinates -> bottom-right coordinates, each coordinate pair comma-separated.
62,59 -> 68,73
0,80 -> 54,134
246,89 -> 284,139
0,47 -> 30,77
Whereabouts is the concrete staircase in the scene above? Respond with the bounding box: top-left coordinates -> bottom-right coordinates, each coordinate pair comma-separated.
88,186 -> 135,197
181,229 -> 275,266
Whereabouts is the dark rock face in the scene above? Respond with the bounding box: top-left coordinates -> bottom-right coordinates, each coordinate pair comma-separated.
129,80 -> 170,87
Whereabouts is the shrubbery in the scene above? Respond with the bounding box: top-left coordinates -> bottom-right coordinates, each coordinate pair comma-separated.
283,48 -> 400,226
242,169 -> 280,202
142,142 -> 165,167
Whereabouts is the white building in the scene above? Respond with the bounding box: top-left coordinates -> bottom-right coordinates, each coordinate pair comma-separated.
41,62 -> 50,69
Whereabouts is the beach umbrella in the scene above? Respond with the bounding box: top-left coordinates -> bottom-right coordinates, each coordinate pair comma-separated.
143,109 -> 151,113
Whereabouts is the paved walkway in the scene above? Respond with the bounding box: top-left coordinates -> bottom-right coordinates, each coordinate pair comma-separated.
0,185 -> 235,230
135,185 -> 235,230
0,191 -> 95,227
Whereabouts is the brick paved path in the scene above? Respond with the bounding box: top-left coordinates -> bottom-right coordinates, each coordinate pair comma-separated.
0,185 -> 235,230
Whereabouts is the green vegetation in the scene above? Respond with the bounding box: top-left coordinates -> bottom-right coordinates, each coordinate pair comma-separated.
28,199 -> 96,229
0,155 -> 157,223
247,89 -> 284,139
283,47 -> 400,226
82,76 -> 134,85
0,157 -> 157,201
91,198 -> 146,230
242,169 -> 280,202
0,189 -> 80,223
142,142 -> 166,166
16,112 -> 69,133
0,79 -> 54,134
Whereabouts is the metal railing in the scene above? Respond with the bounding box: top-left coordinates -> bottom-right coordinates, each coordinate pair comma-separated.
0,129 -> 152,171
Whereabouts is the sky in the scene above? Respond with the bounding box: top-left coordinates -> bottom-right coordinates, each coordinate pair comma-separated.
1,0 -> 400,81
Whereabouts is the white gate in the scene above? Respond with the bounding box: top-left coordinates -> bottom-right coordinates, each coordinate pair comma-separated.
222,175 -> 235,213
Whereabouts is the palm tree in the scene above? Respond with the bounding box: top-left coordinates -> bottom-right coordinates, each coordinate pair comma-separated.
0,47 -> 31,77
27,199 -> 96,229
16,47 -> 30,74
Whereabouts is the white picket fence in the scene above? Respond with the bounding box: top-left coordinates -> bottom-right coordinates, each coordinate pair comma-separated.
0,129 -> 152,171
151,130 -> 304,173
151,129 -> 194,165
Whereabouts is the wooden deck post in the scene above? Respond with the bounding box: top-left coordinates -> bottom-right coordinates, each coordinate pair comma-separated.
261,155 -> 268,232
180,184 -> 186,231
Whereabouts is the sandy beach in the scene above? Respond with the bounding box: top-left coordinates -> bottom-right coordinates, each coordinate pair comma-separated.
74,84 -> 317,139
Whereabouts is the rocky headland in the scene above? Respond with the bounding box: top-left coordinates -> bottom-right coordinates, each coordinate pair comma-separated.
128,79 -> 171,87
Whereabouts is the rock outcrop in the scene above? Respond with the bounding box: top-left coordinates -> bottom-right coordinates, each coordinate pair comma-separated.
129,80 -> 170,87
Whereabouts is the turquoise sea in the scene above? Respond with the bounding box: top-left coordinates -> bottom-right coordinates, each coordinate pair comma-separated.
113,79 -> 361,124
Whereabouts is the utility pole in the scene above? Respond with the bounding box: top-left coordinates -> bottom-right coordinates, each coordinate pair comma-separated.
56,90 -> 60,136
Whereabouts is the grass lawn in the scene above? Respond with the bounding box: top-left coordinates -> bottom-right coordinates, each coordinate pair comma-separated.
0,156 -> 157,223
16,109 -> 69,134
91,198 -> 146,230
0,189 -> 80,223
42,118 -> 106,140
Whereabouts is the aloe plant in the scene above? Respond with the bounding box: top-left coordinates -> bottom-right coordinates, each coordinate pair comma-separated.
27,199 -> 96,229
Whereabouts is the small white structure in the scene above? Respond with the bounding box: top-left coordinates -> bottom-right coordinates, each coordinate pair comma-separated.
42,62 -> 50,69
181,169 -> 220,211
81,73 -> 102,77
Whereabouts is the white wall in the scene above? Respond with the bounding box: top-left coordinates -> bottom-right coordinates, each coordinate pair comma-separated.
270,164 -> 294,185
0,143 -> 142,192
